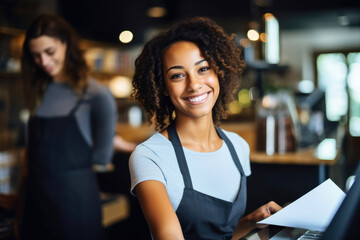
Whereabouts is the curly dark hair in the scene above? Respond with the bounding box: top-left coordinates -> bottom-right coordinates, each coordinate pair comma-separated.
132,16 -> 245,131
21,13 -> 89,110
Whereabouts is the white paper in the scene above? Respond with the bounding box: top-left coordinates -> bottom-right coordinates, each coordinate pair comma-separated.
257,179 -> 345,231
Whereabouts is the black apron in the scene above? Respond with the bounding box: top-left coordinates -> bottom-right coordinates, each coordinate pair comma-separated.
168,124 -> 247,240
22,94 -> 102,240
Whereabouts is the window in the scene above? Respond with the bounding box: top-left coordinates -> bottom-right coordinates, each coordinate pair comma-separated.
347,53 -> 360,136
316,52 -> 360,137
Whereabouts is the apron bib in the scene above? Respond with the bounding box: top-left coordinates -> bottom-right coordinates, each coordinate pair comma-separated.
22,94 -> 101,240
168,124 -> 247,240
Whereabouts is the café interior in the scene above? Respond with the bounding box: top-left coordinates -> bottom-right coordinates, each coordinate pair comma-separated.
0,0 -> 360,239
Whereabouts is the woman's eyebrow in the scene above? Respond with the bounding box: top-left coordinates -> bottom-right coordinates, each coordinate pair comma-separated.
31,47 -> 53,54
166,65 -> 183,73
195,59 -> 206,65
166,59 -> 207,73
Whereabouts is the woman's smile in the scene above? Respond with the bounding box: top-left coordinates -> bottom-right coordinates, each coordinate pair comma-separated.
184,92 -> 210,105
43,65 -> 55,73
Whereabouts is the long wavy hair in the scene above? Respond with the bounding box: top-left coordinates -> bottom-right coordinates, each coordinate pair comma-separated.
21,13 -> 89,110
132,16 -> 245,131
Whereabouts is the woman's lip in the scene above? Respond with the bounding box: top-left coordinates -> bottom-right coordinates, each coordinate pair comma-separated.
43,66 -> 54,72
184,92 -> 210,104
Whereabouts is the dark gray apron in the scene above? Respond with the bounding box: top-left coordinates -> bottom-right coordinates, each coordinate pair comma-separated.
168,123 -> 247,240
22,93 -> 101,240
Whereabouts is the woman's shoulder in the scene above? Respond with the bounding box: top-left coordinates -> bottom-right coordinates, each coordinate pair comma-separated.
84,78 -> 115,105
131,132 -> 174,160
85,78 -> 113,98
135,132 -> 172,152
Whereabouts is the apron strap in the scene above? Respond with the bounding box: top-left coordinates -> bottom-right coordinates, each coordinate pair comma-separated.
69,85 -> 89,116
215,127 -> 245,176
168,123 -> 193,189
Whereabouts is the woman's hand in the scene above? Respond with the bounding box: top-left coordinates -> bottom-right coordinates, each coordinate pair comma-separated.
113,135 -> 137,153
250,201 -> 282,228
232,201 -> 282,240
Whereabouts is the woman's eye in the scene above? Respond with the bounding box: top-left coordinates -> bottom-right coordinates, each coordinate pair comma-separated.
170,73 -> 184,80
199,66 -> 210,73
46,51 -> 55,56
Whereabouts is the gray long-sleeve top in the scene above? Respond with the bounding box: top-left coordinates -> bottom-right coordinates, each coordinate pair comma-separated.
35,78 -> 117,165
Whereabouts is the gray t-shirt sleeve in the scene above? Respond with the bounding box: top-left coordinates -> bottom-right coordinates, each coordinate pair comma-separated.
129,144 -> 167,195
90,86 -> 117,165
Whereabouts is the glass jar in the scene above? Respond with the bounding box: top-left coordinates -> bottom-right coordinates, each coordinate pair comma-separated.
255,91 -> 300,155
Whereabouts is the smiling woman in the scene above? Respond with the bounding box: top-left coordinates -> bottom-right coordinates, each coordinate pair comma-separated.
129,16 -> 282,240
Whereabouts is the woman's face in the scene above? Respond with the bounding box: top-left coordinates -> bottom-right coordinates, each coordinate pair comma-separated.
29,35 -> 67,81
162,41 -> 219,120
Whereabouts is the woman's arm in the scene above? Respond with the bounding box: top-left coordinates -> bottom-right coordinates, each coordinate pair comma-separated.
135,180 -> 185,240
90,86 -> 117,165
231,201 -> 282,240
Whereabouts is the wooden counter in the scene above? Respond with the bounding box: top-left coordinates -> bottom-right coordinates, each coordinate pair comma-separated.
101,193 -> 129,227
116,123 -> 156,143
116,121 -> 256,145
250,148 -> 340,166
221,122 -> 257,152
116,121 -> 339,166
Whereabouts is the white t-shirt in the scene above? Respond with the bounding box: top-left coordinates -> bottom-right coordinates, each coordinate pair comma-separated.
129,129 -> 251,211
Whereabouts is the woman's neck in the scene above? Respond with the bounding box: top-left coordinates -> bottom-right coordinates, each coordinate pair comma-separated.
173,116 -> 222,153
52,70 -> 68,83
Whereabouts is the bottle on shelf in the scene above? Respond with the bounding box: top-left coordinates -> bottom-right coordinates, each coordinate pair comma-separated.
255,90 -> 300,155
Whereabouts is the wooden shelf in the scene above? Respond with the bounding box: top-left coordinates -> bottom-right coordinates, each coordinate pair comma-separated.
101,194 -> 130,227
90,70 -> 134,79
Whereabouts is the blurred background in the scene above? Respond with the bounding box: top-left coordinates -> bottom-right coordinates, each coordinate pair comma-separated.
0,0 -> 360,239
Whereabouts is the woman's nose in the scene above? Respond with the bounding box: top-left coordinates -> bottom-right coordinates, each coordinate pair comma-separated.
39,54 -> 50,66
186,74 -> 202,92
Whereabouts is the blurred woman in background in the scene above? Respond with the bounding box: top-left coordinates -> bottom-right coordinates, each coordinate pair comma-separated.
20,13 -> 117,240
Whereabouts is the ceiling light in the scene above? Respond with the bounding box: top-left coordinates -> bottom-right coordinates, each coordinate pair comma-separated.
146,6 -> 167,18
119,30 -> 133,43
247,29 -> 260,41
259,32 -> 267,42
109,76 -> 132,98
